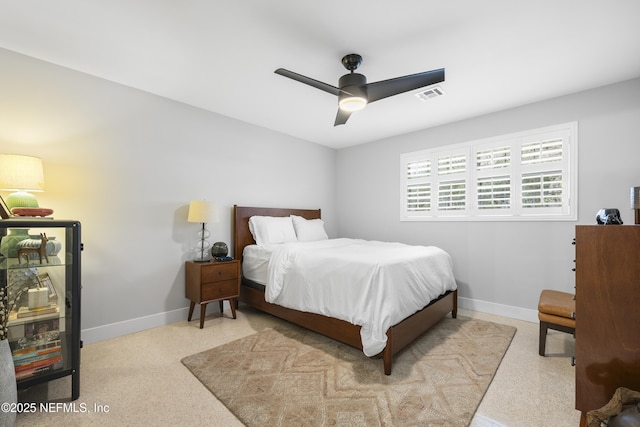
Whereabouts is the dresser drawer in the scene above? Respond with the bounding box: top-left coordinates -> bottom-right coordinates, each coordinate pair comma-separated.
201,263 -> 237,283
201,279 -> 238,301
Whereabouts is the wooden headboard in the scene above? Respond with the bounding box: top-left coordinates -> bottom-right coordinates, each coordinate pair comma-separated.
233,205 -> 321,261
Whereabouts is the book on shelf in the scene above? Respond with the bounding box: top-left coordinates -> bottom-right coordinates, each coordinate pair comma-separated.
12,345 -> 62,364
16,303 -> 59,319
14,354 -> 63,373
11,339 -> 62,357
16,360 -> 63,380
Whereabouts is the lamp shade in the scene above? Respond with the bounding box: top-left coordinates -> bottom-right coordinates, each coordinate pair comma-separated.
187,201 -> 215,223
0,154 -> 45,192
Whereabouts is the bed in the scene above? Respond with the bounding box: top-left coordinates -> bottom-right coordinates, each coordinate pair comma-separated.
233,205 -> 458,375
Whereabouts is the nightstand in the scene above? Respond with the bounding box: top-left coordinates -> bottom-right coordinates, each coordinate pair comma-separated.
185,259 -> 240,329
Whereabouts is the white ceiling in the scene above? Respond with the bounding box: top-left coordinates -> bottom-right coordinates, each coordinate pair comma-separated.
1,1 -> 639,149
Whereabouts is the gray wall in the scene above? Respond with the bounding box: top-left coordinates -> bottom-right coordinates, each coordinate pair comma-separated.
2,44 -> 639,339
336,77 -> 640,320
0,48 -> 337,342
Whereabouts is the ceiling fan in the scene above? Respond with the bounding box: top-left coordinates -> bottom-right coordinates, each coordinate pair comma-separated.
275,53 -> 445,126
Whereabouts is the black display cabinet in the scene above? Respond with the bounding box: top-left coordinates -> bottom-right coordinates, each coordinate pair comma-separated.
0,219 -> 81,400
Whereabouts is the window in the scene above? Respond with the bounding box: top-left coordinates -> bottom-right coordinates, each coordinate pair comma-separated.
400,122 -> 577,221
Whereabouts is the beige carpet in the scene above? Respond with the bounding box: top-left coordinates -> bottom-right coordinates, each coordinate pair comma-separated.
182,316 -> 516,427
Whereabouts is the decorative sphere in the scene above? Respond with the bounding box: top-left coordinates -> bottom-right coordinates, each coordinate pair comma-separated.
211,241 -> 228,257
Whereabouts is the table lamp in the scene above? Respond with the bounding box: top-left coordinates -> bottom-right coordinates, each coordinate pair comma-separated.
0,154 -> 45,210
188,200 -> 215,262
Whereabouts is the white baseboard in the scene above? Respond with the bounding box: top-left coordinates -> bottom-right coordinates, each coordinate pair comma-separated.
458,296 -> 538,323
81,298 -> 536,345
81,306 -> 191,345
82,300 -> 231,345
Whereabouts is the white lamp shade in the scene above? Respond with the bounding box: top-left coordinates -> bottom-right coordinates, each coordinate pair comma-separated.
188,201 -> 215,223
0,154 -> 45,192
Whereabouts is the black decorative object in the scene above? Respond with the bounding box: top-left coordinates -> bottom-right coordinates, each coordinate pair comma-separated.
211,242 -> 228,258
596,209 -> 623,225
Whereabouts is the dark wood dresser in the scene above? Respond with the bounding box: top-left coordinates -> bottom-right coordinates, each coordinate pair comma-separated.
575,225 -> 640,424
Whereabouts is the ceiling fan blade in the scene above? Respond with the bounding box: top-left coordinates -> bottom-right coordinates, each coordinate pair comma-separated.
275,68 -> 342,96
334,108 -> 352,126
366,68 -> 445,103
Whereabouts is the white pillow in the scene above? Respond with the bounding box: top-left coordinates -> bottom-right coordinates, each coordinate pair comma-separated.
248,216 -> 298,245
291,215 -> 329,242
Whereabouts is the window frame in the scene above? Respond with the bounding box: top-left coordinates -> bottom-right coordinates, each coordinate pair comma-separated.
400,122 -> 578,221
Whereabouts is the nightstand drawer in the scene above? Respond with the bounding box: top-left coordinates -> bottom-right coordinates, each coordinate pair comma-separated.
201,263 -> 237,283
201,280 -> 238,301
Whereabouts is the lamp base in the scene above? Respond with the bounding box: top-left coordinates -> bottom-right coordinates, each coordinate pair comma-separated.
5,191 -> 39,210
193,244 -> 211,262
193,223 -> 211,262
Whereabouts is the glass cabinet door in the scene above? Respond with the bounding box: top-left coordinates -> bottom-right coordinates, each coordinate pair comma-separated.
0,219 -> 81,400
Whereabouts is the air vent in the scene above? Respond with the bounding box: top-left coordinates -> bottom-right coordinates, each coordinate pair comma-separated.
415,86 -> 445,102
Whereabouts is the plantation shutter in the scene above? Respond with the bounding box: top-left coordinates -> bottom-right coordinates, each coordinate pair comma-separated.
437,151 -> 468,215
518,135 -> 568,216
406,159 -> 431,212
400,122 -> 576,221
475,145 -> 512,214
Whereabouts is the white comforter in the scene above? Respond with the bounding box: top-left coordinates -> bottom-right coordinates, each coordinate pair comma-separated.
264,238 -> 457,356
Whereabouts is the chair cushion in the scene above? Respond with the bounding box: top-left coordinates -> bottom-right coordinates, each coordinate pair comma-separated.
538,289 -> 575,319
539,312 -> 576,328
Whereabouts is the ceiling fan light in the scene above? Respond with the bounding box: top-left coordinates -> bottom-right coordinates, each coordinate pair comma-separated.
339,96 -> 367,112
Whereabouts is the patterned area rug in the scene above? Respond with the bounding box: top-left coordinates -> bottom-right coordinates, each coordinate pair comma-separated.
181,316 -> 516,426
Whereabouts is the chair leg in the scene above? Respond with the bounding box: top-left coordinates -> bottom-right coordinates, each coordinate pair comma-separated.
539,321 -> 548,356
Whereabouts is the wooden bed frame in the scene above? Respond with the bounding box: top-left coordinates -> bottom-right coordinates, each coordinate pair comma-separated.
233,205 -> 457,375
